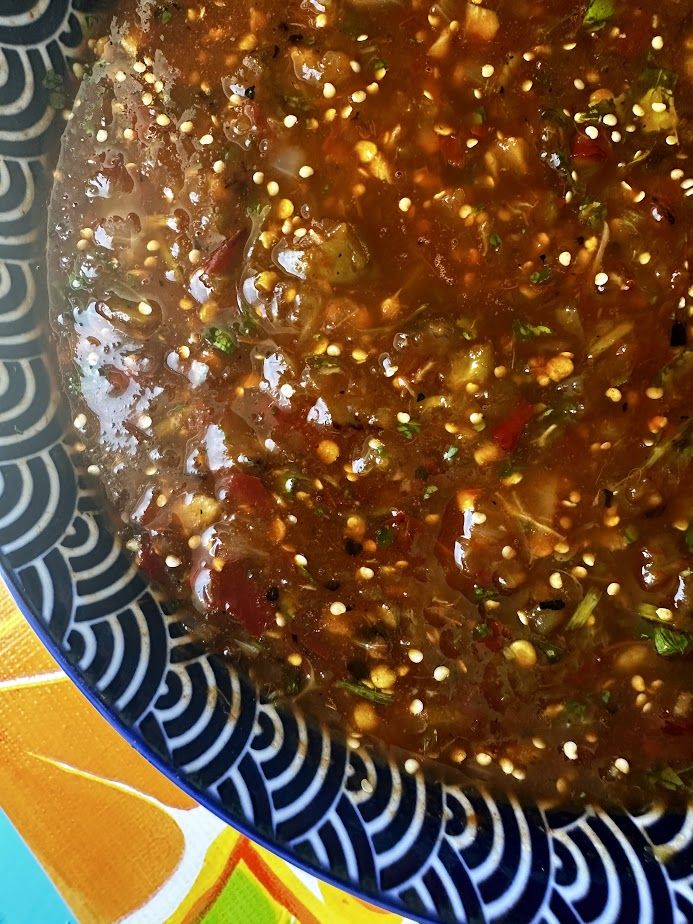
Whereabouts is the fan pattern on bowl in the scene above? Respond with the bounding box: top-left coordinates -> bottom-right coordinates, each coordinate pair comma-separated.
0,3 -> 691,921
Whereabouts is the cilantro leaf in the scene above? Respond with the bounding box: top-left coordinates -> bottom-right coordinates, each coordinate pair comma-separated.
513,320 -> 553,339
653,625 -> 692,658
397,420 -> 421,440
443,445 -> 459,462
204,326 -> 237,354
473,586 -> 497,603
43,70 -> 67,110
473,622 -> 491,639
489,231 -> 502,249
579,199 -> 607,229
375,526 -> 395,548
530,266 -> 551,285
583,0 -> 615,30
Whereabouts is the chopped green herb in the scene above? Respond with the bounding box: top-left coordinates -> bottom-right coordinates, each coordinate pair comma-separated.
600,689 -> 612,705
624,525 -> 639,544
530,266 -> 552,285
537,640 -> 563,663
653,625 -> 692,658
566,586 -> 601,630
422,484 -> 439,500
686,525 -> 693,553
204,326 -> 237,354
473,106 -> 487,124
375,526 -> 395,548
473,586 -> 497,603
639,61 -> 677,94
43,70 -> 67,110
336,681 -> 393,704
563,699 -> 588,724
157,6 -> 174,23
397,420 -> 421,440
307,355 -> 341,372
237,299 -> 260,336
473,622 -> 491,639
513,320 -> 553,339
579,199 -> 607,229
489,231 -> 502,249
646,765 -> 689,792
443,445 -> 459,462
583,0 -> 615,30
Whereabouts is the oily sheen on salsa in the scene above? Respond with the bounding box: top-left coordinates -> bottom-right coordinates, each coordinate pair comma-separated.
49,0 -> 692,807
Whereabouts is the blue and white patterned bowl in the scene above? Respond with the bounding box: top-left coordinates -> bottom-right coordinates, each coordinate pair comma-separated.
1,4 -> 691,921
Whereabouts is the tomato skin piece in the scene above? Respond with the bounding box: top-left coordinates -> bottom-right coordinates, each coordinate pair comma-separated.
491,400 -> 535,452
203,227 -> 248,276
223,471 -> 275,510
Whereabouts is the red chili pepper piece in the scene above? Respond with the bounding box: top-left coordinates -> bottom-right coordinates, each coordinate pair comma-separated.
492,400 -> 535,452
202,227 -> 248,277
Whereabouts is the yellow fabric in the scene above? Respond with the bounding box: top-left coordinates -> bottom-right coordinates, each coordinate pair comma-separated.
0,580 -> 404,923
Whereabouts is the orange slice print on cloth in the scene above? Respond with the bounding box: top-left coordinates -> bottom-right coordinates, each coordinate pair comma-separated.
1,597 -> 405,924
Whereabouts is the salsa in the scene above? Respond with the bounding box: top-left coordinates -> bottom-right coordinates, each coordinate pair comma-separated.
49,0 -> 692,807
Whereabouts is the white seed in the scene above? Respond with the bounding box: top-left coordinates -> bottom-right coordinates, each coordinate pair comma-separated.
409,698 -> 424,715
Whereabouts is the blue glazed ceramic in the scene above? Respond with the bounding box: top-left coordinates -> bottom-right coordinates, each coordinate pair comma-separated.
0,4 -> 691,921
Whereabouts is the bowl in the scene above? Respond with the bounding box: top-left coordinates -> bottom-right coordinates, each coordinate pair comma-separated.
0,4 -> 691,921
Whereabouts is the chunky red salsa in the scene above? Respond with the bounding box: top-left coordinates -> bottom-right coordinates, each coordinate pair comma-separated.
49,0 -> 692,807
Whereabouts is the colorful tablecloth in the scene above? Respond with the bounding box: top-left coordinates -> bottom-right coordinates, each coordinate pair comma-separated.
0,580 -> 408,924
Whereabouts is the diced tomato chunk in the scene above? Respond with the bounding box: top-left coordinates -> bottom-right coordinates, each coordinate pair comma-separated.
223,471 -> 275,510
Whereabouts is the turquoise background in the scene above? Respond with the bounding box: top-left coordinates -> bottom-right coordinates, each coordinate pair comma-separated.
0,811 -> 74,924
